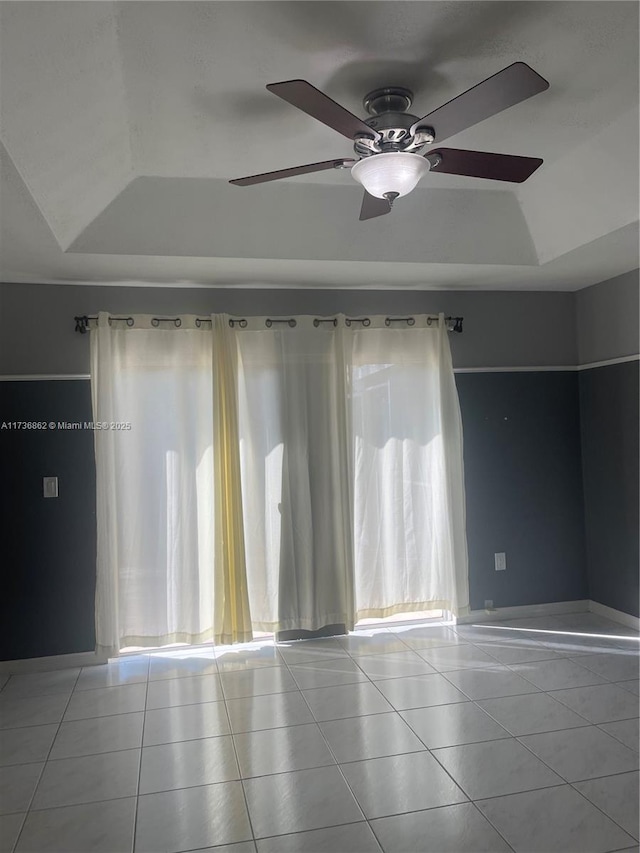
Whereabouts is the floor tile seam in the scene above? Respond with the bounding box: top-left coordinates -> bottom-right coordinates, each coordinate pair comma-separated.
534,690 -> 620,727
564,776 -> 640,843
397,707 -> 514,752
146,671 -> 224,686
437,670 -> 542,701
472,782 -> 569,852
398,724 -> 490,805
145,697 -> 227,713
131,671 -> 151,853
0,811 -> 26,853
595,723 -> 640,751
220,685 -> 301,702
13,666 -> 82,852
512,727 -> 639,786
234,753 -> 346,782
428,737 -> 569,801
467,799 -> 519,853
501,659 -> 609,689
62,705 -> 149,723
23,789 -> 141,816
230,718 -> 331,755
219,662 -> 258,846
363,802 -> 506,853
289,674 -> 369,691
281,654 -> 354,667
471,693 -> 600,733
72,678 -> 150,693
247,819 -> 373,848
339,639 -> 415,658
565,655 -> 636,677
421,660 -> 513,676
569,711 -> 640,726
247,814 -> 373,844
42,745 -> 143,766
0,688 -> 77,703
282,668 -> 372,828
145,697 -> 229,716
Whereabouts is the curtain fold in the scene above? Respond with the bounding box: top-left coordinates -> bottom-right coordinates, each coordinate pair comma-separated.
91,313 -> 216,654
347,314 -> 470,618
212,314 -> 253,644
234,318 -> 355,634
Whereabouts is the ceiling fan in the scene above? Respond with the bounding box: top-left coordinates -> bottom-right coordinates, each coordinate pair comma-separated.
230,62 -> 549,220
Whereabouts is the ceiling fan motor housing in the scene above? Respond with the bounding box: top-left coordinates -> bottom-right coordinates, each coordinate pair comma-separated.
355,86 -> 435,156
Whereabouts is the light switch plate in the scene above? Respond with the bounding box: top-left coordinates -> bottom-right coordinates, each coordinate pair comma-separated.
43,476 -> 58,498
495,552 -> 506,571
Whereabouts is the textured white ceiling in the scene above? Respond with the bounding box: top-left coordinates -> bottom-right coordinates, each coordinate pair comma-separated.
0,1 -> 638,290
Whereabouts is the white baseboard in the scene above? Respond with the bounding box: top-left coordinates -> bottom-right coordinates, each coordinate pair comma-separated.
456,599 -> 590,624
589,600 -> 640,631
0,650 -> 107,675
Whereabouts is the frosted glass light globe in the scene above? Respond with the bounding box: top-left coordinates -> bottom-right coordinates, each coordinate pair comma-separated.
351,152 -> 430,199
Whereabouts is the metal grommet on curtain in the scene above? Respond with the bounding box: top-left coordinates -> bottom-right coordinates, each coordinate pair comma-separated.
427,317 -> 434,327
126,317 -> 134,327
407,318 -> 415,327
174,318 -> 182,328
288,319 -> 297,328
151,318 -> 159,327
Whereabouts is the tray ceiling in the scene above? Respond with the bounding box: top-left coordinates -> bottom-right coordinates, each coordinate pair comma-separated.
0,1 -> 638,290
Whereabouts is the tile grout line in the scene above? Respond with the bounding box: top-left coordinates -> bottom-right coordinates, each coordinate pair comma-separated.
129,654 -> 151,853
275,642 -> 375,841
218,654 -> 260,850
565,774 -> 640,843
10,667 -> 83,853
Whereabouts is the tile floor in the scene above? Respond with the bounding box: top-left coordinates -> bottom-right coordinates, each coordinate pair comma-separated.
0,611 -> 638,853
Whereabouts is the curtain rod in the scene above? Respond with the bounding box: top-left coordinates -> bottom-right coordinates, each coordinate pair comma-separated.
74,314 -> 464,334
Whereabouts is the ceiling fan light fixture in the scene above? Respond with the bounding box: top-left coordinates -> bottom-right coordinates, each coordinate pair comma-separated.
351,152 -> 430,199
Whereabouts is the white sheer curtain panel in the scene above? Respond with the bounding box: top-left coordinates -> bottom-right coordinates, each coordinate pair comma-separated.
348,315 -> 470,618
91,313 -> 216,655
234,318 -> 355,634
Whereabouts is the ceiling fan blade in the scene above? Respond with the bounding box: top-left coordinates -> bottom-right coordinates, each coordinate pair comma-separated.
230,158 -> 355,186
410,62 -> 549,143
267,79 -> 380,141
426,148 -> 543,182
359,191 -> 392,221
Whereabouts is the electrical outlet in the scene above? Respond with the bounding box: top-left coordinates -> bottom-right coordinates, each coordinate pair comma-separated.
495,552 -> 506,571
484,599 -> 495,610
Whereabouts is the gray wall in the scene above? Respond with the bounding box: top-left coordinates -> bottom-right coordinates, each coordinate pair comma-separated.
0,283 -> 577,375
0,280 -> 614,659
459,371 -> 587,610
0,381 -> 96,659
580,362 -> 639,617
576,269 -> 639,364
577,269 -> 639,617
